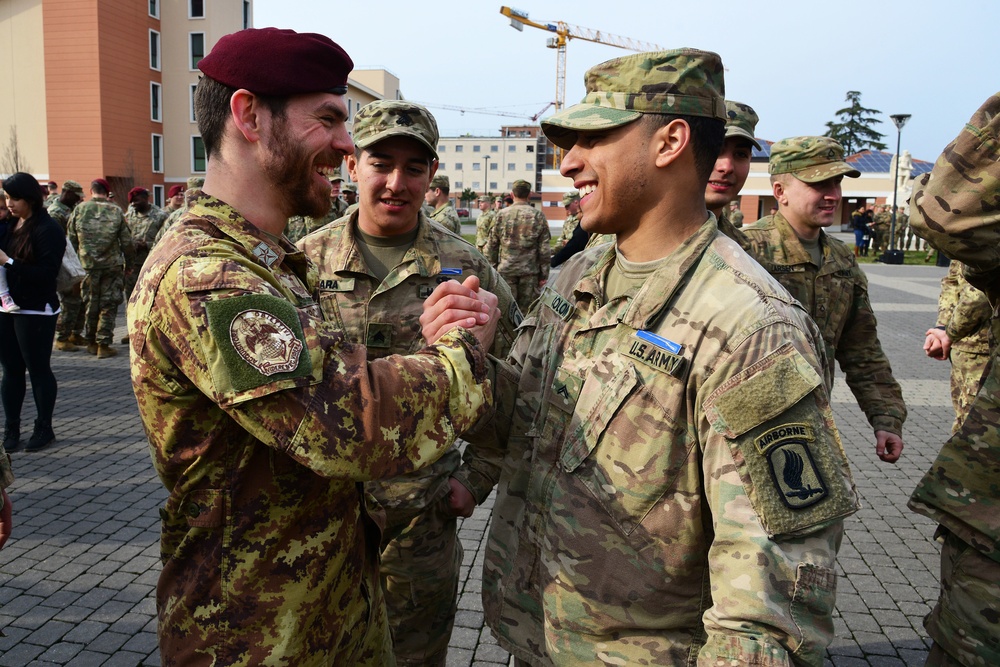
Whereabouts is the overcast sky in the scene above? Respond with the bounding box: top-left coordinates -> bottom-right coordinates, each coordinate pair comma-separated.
254,0 -> 998,164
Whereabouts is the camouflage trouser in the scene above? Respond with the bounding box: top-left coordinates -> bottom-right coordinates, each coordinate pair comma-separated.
924,527 -> 1000,665
56,283 -> 86,341
82,267 -> 124,345
379,492 -> 461,667
950,349 -> 989,433
894,226 -> 907,251
504,274 -> 542,314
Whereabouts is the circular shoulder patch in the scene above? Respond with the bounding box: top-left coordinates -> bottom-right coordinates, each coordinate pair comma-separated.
229,309 -> 303,376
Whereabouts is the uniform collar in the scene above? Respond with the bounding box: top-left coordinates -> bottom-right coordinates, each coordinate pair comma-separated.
768,212 -> 826,267
326,209 -> 444,280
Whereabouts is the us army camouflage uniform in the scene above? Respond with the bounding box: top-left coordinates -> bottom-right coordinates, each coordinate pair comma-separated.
584,231 -> 614,250
475,209 -> 496,254
465,218 -> 858,665
552,213 -> 580,253
285,203 -> 346,245
128,192 -> 493,666
154,188 -> 201,246
124,204 -> 167,299
937,260 -> 991,432
872,209 -> 892,253
67,197 -> 134,346
715,211 -> 751,250
298,210 -> 519,667
741,212 -> 906,435
907,92 -> 1000,666
895,211 -> 909,250
48,199 -> 86,342
47,199 -> 73,233
429,203 -> 462,235
484,202 -> 550,311
730,207 -> 744,227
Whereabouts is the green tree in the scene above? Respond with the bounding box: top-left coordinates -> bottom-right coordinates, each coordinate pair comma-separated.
461,187 -> 477,207
824,91 -> 887,154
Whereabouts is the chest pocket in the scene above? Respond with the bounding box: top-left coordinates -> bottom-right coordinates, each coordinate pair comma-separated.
813,271 -> 855,345
559,357 -> 687,537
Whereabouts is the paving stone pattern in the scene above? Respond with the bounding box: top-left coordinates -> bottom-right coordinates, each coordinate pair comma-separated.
0,259 -> 955,666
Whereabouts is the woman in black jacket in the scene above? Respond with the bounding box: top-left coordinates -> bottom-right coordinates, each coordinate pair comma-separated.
0,173 -> 66,452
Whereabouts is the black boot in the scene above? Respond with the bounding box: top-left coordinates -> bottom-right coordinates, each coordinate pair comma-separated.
25,420 -> 55,452
2,421 -> 20,452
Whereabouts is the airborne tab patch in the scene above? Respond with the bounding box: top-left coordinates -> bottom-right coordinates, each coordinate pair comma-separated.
755,423 -> 814,454
625,332 -> 687,378
540,287 -> 575,321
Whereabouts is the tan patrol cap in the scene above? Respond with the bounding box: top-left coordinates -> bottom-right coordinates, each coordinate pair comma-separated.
769,136 -> 861,183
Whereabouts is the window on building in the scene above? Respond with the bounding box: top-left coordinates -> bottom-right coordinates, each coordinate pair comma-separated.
507,162 -> 515,170
472,181 -> 481,189
455,162 -> 463,170
490,163 -> 498,171
491,145 -> 499,153
438,163 -> 445,169
438,144 -> 445,153
455,145 -> 463,152
149,0 -> 159,19
472,164 -> 480,171
189,0 -> 205,18
152,134 -> 164,173
192,136 -> 207,172
455,181 -> 463,188
243,1 -> 250,29
508,145 -> 516,152
152,184 -> 164,208
473,145 -> 481,153
526,145 -> 534,152
190,33 -> 206,70
489,182 -> 497,190
149,30 -> 160,70
525,163 -> 534,170
190,84 -> 198,122
150,82 -> 161,122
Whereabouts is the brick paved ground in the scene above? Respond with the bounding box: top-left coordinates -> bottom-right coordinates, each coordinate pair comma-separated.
0,257 -> 956,666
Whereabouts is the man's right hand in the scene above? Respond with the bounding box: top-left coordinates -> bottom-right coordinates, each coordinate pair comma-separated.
924,328 -> 952,360
420,275 -> 500,350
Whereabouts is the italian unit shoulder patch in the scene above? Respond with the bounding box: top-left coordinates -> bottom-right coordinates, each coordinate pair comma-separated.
230,309 -> 303,376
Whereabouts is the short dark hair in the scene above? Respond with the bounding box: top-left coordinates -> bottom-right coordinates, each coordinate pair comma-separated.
195,76 -> 289,159
640,114 -> 725,185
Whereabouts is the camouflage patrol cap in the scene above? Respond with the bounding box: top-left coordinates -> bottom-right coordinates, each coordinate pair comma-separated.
429,174 -> 450,190
342,183 -> 357,194
541,49 -> 727,150
187,176 -> 205,189
562,191 -> 580,205
330,174 -> 344,183
352,100 -> 439,160
512,179 -> 531,190
724,100 -> 761,150
61,180 -> 83,195
769,136 -> 861,183
477,194 -> 493,203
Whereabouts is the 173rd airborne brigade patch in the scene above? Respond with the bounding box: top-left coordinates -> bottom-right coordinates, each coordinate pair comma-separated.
756,424 -> 827,509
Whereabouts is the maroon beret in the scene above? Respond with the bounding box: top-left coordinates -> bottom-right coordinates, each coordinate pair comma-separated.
128,187 -> 148,203
92,178 -> 112,193
167,185 -> 184,198
198,28 -> 353,96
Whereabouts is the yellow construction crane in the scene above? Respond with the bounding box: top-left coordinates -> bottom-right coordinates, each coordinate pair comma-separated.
500,6 -> 665,115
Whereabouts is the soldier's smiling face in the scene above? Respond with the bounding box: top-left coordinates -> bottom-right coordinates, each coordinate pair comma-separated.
348,136 -> 436,237
775,174 -> 844,234
705,137 -> 752,214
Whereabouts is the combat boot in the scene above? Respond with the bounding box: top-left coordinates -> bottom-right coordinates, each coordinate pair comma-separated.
86,341 -> 98,355
54,339 -> 79,352
68,333 -> 88,346
2,421 -> 20,452
97,344 -> 118,359
25,420 -> 55,452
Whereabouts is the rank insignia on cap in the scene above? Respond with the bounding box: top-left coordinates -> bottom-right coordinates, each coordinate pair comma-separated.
253,241 -> 279,268
765,432 -> 827,510
230,309 -> 303,376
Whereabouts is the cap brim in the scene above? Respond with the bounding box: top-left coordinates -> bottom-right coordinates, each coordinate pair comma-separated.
541,104 -> 642,150
725,127 -> 762,151
355,128 -> 439,161
793,162 -> 861,183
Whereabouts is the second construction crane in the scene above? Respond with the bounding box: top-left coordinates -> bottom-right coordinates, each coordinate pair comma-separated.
500,6 -> 665,115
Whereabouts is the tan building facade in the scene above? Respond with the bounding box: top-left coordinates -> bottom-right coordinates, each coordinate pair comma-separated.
436,125 -> 545,209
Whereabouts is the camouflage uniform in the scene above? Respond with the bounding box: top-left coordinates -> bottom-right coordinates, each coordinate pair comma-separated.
298,209 -> 519,666
67,196 -> 134,346
484,202 -> 550,311
553,192 -> 581,253
429,202 -> 462,235
468,221 -> 858,665
124,204 -> 167,298
730,207 -> 744,227
474,209 -> 496,254
937,260 -> 991,432
47,200 -> 73,233
907,92 -> 1000,666
741,212 -> 906,435
894,211 -> 909,250
154,178 -> 205,247
716,211 -> 751,250
465,48 -> 858,666
872,209 -> 892,253
129,192 -> 492,666
48,188 -> 86,343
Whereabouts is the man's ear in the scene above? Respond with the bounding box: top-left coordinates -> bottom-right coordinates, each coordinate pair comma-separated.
652,119 -> 691,169
230,89 -> 264,144
772,179 -> 787,206
345,153 -> 360,181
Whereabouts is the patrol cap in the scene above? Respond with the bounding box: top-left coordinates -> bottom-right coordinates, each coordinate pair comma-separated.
167,184 -> 184,198
198,28 -> 353,96
512,179 -> 531,190
477,194 -> 493,203
329,174 -> 344,183
769,136 -> 861,183
62,180 -> 84,195
562,190 -> 580,205
352,100 -> 439,160
429,174 -> 450,190
342,183 -> 357,194
542,48 -> 727,150
186,176 -> 205,189
724,100 -> 761,151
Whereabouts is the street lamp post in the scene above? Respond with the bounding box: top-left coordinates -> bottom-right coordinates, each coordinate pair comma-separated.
888,113 -> 911,254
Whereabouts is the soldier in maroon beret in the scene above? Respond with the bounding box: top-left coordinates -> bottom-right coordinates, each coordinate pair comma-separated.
129,27 -> 501,666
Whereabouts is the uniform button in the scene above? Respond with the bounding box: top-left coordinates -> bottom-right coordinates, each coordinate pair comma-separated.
185,503 -> 201,518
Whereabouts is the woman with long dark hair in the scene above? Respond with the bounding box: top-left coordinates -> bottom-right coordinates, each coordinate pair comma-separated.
0,173 -> 65,452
